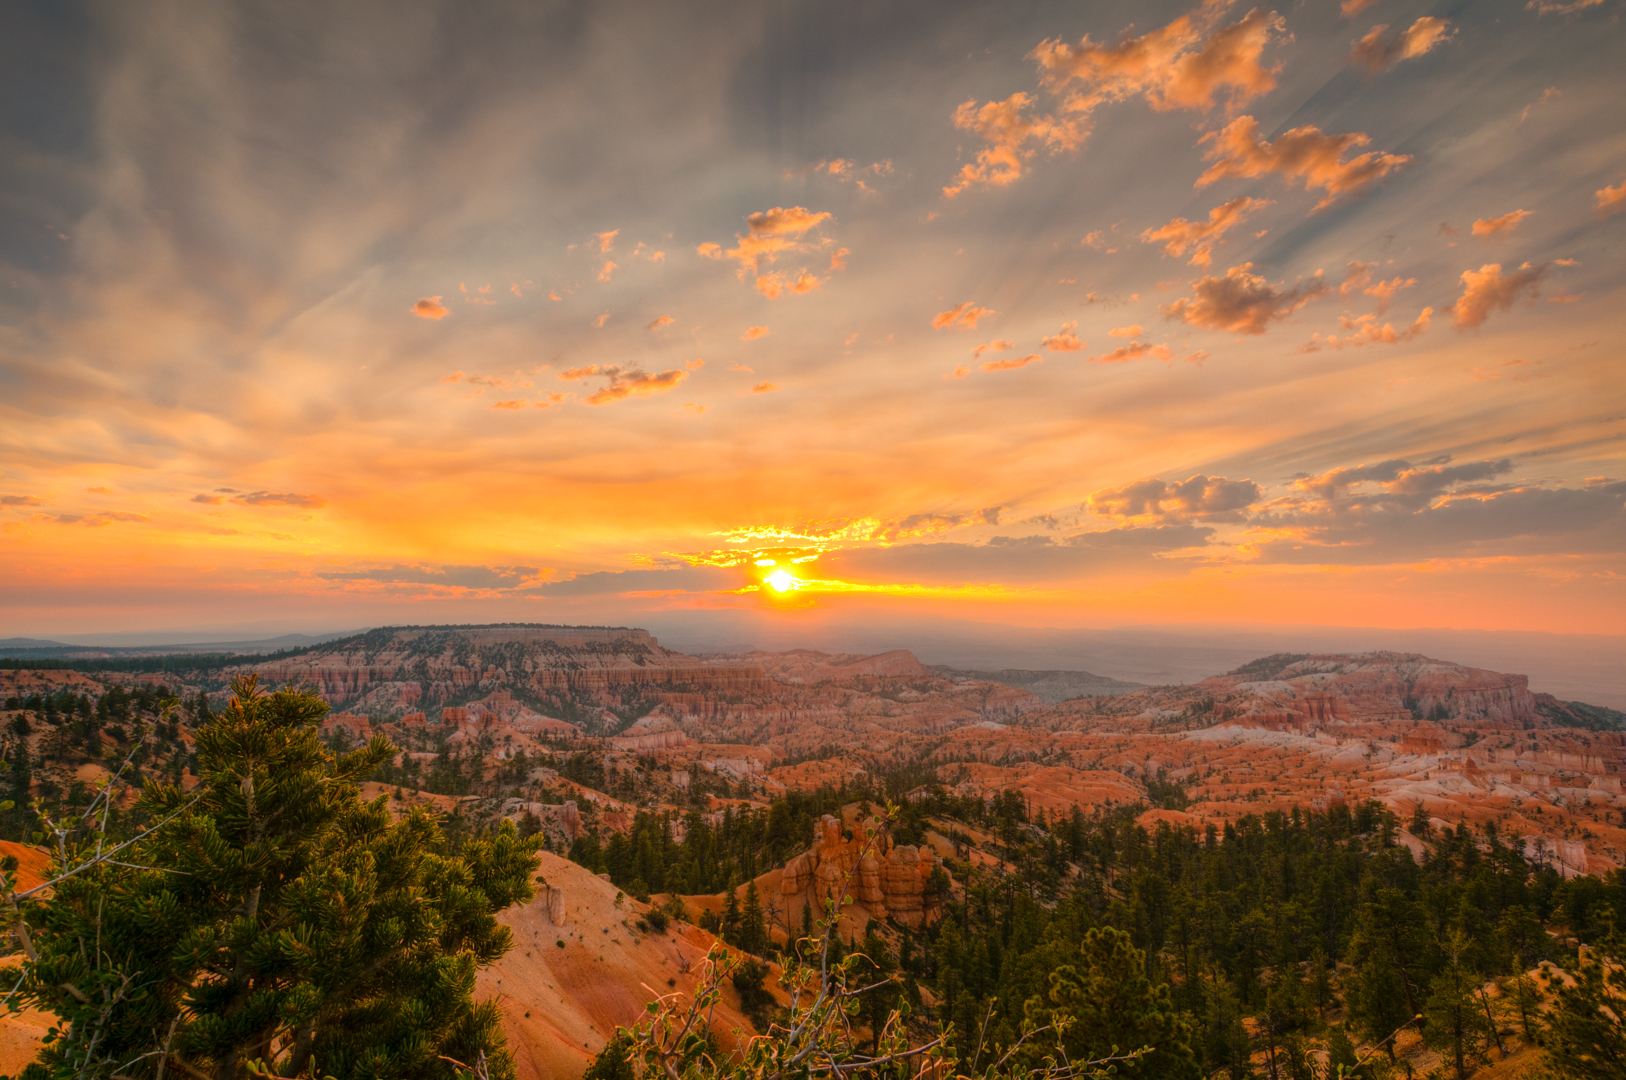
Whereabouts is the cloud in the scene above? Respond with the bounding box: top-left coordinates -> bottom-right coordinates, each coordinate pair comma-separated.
1451,262 -> 1549,329
742,325 -> 769,340
1090,474 -> 1262,522
755,268 -> 824,299
1251,472 -> 1626,564
1140,195 -> 1272,267
1340,0 -> 1379,14
2,494 -> 46,506
597,229 -> 619,253
527,565 -> 735,597
1108,324 -> 1144,338
646,315 -> 675,330
1596,179 -> 1626,218
933,302 -> 996,331
1088,341 -> 1175,363
318,563 -> 544,591
1160,262 -> 1330,334
1527,0 -> 1606,15
748,207 -> 832,236
1042,322 -> 1083,351
87,486 -> 112,494
1349,18 -> 1455,74
828,248 -> 849,271
79,512 -> 150,527
1197,116 -> 1411,211
1293,457 -> 1513,501
942,93 -> 1086,197
1300,308 -> 1432,351
191,494 -> 224,504
751,382 -> 780,394
950,5 -> 1290,198
1472,209 -> 1534,238
232,491 -> 327,508
559,364 -> 688,405
981,354 -> 1042,371
598,260 -> 618,282
411,296 -> 449,319
1032,5 -> 1287,117
973,339 -> 1013,359
698,207 -> 837,295
1337,261 -> 1418,312
824,524 -> 1214,583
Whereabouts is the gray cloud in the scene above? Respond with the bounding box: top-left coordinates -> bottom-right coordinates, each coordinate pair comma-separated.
317,564 -> 542,590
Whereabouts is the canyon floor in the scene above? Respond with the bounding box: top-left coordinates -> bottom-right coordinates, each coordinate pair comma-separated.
2,623 -> 1622,1077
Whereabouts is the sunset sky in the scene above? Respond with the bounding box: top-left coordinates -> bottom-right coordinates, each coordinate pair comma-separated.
2,0 -> 1623,641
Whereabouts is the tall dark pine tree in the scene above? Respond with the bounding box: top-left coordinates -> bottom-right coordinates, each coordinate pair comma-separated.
11,676 -> 542,1080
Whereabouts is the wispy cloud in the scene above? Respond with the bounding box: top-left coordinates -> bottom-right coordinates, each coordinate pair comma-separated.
1197,117 -> 1410,211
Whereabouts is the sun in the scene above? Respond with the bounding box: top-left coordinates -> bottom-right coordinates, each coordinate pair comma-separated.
766,568 -> 796,592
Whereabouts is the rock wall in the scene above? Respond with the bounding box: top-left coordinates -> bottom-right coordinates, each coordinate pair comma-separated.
780,815 -> 947,929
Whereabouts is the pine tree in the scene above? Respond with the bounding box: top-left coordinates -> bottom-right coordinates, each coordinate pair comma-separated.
1422,930 -> 1492,1080
739,880 -> 769,956
721,882 -> 741,946
1029,926 -> 1201,1080
9,675 -> 542,1080
1542,935 -> 1626,1080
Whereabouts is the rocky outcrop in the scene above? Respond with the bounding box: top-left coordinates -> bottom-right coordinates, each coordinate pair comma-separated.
780,815 -> 947,929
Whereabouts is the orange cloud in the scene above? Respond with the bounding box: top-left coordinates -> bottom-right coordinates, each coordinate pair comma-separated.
190,494 -> 223,505
1349,18 -> 1455,74
1336,263 -> 1418,312
829,247 -> 849,271
411,296 -> 449,319
1472,209 -> 1534,237
1041,322 -> 1084,351
594,312 -> 610,328
1140,195 -> 1272,267
748,207 -> 832,236
1161,263 -> 1330,335
1340,0 -> 1379,14
2,494 -> 45,506
981,354 -> 1042,372
1108,324 -> 1144,338
1197,116 -> 1411,211
560,364 -> 688,405
942,93 -> 1085,197
1088,341 -> 1174,363
699,207 -> 838,295
492,400 -> 526,409
973,339 -> 1013,359
646,315 -> 675,330
598,260 -> 618,282
1300,308 -> 1432,351
597,229 -> 619,253
751,382 -> 781,394
1595,179 -> 1626,218
932,302 -> 996,331
755,269 -> 824,299
1451,262 -> 1549,329
1032,5 -> 1287,116
742,326 -> 770,340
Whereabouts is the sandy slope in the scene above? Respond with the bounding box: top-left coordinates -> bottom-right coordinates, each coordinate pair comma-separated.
478,852 -> 780,1080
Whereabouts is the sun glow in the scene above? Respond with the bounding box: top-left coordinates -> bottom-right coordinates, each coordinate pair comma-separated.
766,568 -> 796,592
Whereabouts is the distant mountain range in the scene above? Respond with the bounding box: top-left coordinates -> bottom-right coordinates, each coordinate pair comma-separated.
0,631 -> 362,659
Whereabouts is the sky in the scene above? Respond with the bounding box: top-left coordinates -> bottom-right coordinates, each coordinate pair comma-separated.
2,0 -> 1624,643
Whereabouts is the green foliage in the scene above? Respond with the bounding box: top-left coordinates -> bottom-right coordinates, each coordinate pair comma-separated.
582,1035 -> 635,1080
1541,920 -> 1626,1080
1026,927 -> 1200,1080
4,675 -> 541,1080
